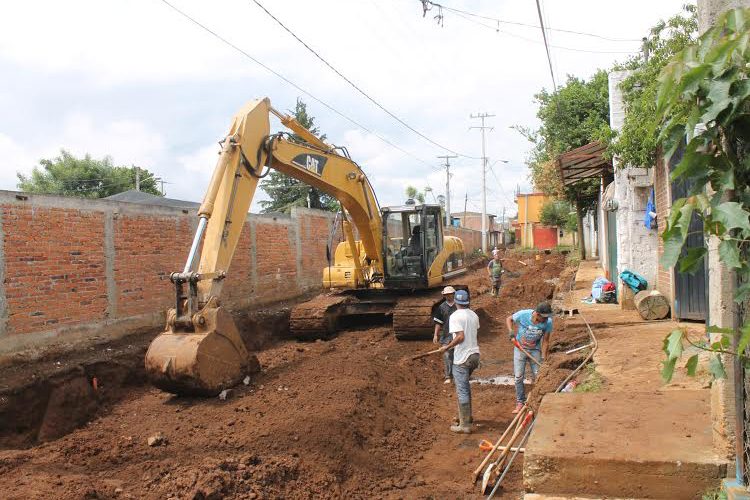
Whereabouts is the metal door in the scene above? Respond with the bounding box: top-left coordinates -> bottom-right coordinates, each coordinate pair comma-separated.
670,146 -> 707,321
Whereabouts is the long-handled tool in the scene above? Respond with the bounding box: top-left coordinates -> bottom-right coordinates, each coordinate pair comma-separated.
471,405 -> 527,483
487,419 -> 536,499
513,339 -> 542,367
481,410 -> 534,494
410,348 -> 443,361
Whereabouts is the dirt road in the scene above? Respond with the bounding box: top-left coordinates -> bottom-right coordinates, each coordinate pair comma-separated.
0,253 -> 572,499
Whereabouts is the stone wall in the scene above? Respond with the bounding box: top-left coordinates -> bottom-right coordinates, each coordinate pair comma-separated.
608,70 -> 659,289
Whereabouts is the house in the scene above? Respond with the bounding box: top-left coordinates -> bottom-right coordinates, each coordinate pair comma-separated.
514,192 -> 555,249
451,211 -> 504,248
104,189 -> 200,210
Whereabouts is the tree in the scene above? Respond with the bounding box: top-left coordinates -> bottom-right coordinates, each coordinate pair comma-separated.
518,70 -> 611,257
259,99 -> 339,213
16,150 -> 161,198
540,200 -> 576,231
605,6 -> 698,168
654,8 -> 750,382
405,185 -> 426,204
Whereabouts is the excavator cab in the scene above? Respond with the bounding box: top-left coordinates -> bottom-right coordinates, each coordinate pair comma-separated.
382,204 -> 447,289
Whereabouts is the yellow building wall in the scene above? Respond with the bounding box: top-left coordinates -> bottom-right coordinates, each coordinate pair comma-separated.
517,193 -> 550,224
516,193 -> 551,248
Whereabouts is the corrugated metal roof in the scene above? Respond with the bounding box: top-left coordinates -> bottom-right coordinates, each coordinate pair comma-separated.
558,141 -> 612,186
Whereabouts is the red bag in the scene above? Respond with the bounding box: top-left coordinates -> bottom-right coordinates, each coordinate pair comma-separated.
602,282 -> 616,293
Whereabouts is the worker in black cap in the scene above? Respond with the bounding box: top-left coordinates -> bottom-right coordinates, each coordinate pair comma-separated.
505,301 -> 553,414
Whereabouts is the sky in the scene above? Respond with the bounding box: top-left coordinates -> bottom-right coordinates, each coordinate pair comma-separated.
0,0 -> 691,217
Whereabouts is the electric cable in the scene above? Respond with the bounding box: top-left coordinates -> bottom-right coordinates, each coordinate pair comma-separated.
157,0 -> 437,170
535,0 -> 558,92
250,0 -> 480,160
420,0 -> 641,43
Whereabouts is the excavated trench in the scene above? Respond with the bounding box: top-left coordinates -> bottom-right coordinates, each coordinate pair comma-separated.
0,306 -> 294,450
0,252 -> 586,499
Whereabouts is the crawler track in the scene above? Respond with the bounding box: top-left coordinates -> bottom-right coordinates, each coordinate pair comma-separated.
289,294 -> 351,340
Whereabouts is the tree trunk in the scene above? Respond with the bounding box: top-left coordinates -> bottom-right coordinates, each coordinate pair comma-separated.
576,200 -> 586,260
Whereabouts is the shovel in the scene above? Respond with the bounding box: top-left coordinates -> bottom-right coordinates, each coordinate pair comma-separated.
471,404 -> 527,483
513,339 -> 542,367
481,410 -> 534,494
410,348 -> 444,361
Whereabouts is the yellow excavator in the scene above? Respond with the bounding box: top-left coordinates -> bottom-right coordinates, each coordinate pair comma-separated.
145,98 -> 467,395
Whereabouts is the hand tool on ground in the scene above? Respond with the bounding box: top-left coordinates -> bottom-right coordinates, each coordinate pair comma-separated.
516,260 -> 528,266
481,410 -> 534,494
513,339 -> 542,367
487,419 -> 536,499
471,405 -> 527,483
410,348 -> 444,361
478,440 -> 524,453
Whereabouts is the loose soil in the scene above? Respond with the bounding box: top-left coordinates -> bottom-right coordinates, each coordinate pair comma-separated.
0,252 -> 582,499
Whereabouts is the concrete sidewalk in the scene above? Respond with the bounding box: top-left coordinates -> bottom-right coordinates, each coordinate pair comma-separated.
524,260 -> 728,499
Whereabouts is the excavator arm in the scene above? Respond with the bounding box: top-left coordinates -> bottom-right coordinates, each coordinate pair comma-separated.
145,98 -> 384,395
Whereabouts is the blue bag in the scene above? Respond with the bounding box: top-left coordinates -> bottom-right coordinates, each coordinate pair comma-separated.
619,270 -> 648,293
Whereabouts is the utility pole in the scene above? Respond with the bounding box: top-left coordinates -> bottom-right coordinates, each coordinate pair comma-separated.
470,112 -> 495,253
463,192 -> 468,228
135,167 -> 141,192
437,155 -> 457,227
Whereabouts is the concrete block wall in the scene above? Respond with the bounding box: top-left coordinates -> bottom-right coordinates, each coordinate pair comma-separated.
609,70 -> 659,289
0,191 -> 483,355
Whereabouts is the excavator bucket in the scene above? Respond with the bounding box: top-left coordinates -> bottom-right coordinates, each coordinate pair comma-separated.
145,304 -> 259,396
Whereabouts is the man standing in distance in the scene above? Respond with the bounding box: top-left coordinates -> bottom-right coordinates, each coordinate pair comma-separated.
506,302 -> 553,414
440,289 -> 480,433
433,286 -> 458,385
487,251 -> 505,297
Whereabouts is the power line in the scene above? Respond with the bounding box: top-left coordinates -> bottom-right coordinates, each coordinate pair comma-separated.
535,0 -> 557,92
420,0 -> 641,43
157,0 -> 435,169
250,0 -> 479,160
445,7 -> 635,55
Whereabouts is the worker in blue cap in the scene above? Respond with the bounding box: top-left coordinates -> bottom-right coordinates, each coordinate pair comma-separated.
439,289 -> 480,433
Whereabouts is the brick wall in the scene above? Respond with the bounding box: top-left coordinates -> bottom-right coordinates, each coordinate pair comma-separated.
445,226 -> 482,253
654,155 -> 673,306
0,191 -> 483,354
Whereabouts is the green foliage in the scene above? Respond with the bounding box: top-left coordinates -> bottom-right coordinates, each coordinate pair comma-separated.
259,99 -> 339,213
518,71 -> 610,211
702,488 -> 727,500
405,185 -> 426,204
573,363 -> 604,393
16,150 -> 161,198
656,8 -> 750,381
607,6 -> 698,167
540,200 -> 577,231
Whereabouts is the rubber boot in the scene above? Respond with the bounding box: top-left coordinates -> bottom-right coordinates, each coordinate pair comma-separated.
466,399 -> 473,424
450,403 -> 472,433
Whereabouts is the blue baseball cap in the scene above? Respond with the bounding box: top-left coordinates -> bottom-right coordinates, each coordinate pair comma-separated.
455,289 -> 470,305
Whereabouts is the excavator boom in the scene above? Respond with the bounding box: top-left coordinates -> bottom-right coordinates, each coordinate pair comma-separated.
145,98 -> 384,395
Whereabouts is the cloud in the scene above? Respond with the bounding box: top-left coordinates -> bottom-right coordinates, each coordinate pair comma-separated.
0,114 -> 166,191
0,0 -> 691,218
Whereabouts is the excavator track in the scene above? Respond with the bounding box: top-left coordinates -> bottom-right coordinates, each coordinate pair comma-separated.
392,291 -> 444,340
289,293 -> 352,340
